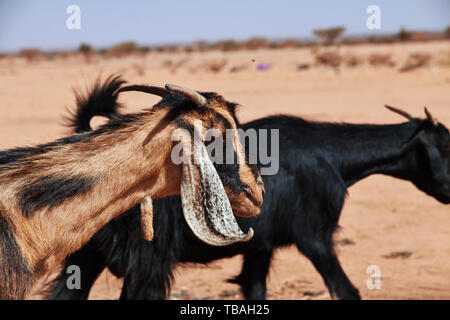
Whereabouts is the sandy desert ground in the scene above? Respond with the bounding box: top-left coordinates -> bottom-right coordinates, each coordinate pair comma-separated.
0,40 -> 449,300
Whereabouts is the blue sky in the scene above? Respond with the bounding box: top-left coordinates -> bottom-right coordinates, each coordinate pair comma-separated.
0,0 -> 449,52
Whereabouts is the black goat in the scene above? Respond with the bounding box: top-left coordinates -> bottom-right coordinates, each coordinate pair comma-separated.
46,87 -> 450,299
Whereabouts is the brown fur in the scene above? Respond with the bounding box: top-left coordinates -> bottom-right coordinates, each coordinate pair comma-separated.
0,84 -> 264,299
1,109 -> 179,277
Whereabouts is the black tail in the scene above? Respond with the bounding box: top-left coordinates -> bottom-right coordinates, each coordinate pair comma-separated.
65,75 -> 125,133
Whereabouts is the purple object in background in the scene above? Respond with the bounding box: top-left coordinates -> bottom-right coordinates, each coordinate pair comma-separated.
256,62 -> 270,70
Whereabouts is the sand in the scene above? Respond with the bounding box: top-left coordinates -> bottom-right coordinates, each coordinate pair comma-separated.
1,40 -> 449,300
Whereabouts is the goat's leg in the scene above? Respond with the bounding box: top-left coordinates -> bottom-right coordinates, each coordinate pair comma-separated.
47,243 -> 107,300
119,250 -> 173,300
228,251 -> 273,300
140,195 -> 154,241
120,271 -> 167,300
295,236 -> 360,300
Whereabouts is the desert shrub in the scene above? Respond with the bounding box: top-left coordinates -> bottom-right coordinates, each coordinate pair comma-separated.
368,35 -> 397,44
205,59 -> 228,73
160,45 -> 179,54
140,46 -> 152,54
343,53 -> 363,67
243,37 -> 269,50
229,64 -> 248,73
341,37 -> 365,45
97,48 -> 108,55
212,40 -> 241,52
397,27 -> 412,42
19,48 -> 41,63
445,26 -> 450,39
399,52 -> 432,72
313,26 -> 346,45
44,51 -> 59,61
409,32 -> 433,41
109,41 -> 139,57
78,43 -> 93,55
368,53 -> 395,67
268,41 -> 281,49
193,41 -> 210,52
279,39 -> 302,48
183,46 -> 194,53
314,51 -> 342,69
78,43 -> 94,62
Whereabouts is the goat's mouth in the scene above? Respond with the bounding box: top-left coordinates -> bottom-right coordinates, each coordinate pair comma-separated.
229,188 -> 264,218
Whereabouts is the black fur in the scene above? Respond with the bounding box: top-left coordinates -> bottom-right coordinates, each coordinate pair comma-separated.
65,75 -> 125,133
46,85 -> 449,300
18,175 -> 96,217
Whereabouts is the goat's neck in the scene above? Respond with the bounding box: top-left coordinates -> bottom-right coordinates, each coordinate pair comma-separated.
2,108 -> 180,274
332,120 -> 425,186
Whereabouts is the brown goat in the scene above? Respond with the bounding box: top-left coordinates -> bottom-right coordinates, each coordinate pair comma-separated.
0,76 -> 264,299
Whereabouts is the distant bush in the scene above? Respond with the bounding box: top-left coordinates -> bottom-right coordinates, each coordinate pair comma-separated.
343,53 -> 363,67
314,51 -> 342,69
229,64 -> 248,73
140,46 -> 152,54
193,41 -> 210,52
367,35 -> 397,44
212,40 -> 241,52
97,48 -> 109,55
279,39 -> 303,49
313,26 -> 345,45
368,53 -> 395,67
162,45 -> 179,53
243,37 -> 269,50
183,46 -> 194,53
399,53 -> 431,72
78,43 -> 94,62
445,26 -> 450,39
397,27 -> 412,42
78,43 -> 93,55
109,41 -> 140,57
19,48 -> 41,62
205,59 -> 228,73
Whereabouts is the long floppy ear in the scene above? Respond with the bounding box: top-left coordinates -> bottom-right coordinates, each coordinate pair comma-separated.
419,134 -> 449,183
180,133 -> 254,246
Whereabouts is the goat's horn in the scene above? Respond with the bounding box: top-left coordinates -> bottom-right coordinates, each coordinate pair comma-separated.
424,107 -> 438,126
165,83 -> 207,106
113,84 -> 170,97
385,105 -> 413,120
